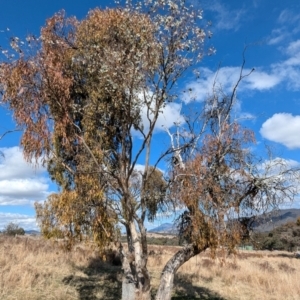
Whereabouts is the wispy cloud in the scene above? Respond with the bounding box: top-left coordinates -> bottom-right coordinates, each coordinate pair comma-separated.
183,38 -> 300,106
0,212 -> 38,230
286,40 -> 300,57
271,39 -> 300,90
202,0 -> 246,31
267,9 -> 300,45
233,100 -> 256,121
268,28 -> 286,45
278,9 -> 300,25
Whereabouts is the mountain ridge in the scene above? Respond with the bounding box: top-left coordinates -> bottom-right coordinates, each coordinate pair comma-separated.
148,209 -> 300,234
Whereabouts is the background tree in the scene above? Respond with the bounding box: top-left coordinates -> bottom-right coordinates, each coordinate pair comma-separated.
0,1 -> 299,300
3,223 -> 25,236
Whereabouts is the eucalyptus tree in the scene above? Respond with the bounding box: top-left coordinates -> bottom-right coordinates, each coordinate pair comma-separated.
0,1 -> 207,299
0,1 -> 299,299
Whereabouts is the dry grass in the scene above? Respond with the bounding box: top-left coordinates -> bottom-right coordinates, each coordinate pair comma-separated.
1,235 -> 300,299
0,235 -> 121,300
148,247 -> 300,300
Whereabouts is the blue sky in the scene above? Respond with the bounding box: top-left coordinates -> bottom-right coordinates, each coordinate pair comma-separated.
0,0 -> 300,230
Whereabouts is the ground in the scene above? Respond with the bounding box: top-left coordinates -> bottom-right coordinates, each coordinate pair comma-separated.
0,235 -> 299,299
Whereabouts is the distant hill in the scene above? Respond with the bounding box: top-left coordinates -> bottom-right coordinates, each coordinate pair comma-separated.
252,210 -> 300,251
25,230 -> 40,235
253,208 -> 300,232
148,209 -> 300,235
148,223 -> 177,234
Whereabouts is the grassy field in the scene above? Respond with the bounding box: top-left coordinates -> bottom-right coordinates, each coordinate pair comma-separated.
0,235 -> 299,300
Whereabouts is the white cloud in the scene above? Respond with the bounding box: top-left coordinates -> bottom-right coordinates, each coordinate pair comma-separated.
244,69 -> 281,90
183,38 -> 300,106
260,113 -> 300,149
138,100 -> 185,135
0,147 -> 51,205
155,103 -> 185,130
183,66 -> 280,103
181,68 -> 214,103
258,157 -> 300,173
0,146 -> 45,180
269,39 -> 300,90
133,164 -> 164,176
0,179 -> 49,206
202,0 -> 246,31
134,164 -> 146,173
0,212 -> 38,231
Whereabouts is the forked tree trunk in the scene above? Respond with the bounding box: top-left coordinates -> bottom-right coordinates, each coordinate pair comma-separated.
120,222 -> 151,300
121,255 -> 151,300
155,244 -> 205,300
122,277 -> 151,300
121,240 -> 205,299
122,279 -> 136,300
121,252 -> 136,300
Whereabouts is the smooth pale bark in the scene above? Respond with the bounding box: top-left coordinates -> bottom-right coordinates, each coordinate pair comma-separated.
120,222 -> 151,300
121,225 -> 205,300
120,240 -> 136,300
130,221 -> 151,300
121,276 -> 151,300
155,244 -> 205,300
122,280 -> 136,300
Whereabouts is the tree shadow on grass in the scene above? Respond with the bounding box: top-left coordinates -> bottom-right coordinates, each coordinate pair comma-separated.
62,256 -> 122,300
63,256 -> 227,300
171,273 -> 228,300
275,253 -> 295,259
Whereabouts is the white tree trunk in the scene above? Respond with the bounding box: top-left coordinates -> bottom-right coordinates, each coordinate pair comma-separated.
121,221 -> 151,300
122,279 -> 136,300
121,257 -> 151,300
121,243 -> 136,300
121,279 -> 151,300
155,244 -> 204,300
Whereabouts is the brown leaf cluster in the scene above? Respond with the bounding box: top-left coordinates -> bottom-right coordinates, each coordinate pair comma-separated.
172,121 -> 259,252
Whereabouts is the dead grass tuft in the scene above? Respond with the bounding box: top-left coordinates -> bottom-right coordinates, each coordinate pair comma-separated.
201,258 -> 216,269
258,261 -> 275,272
277,261 -> 296,273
